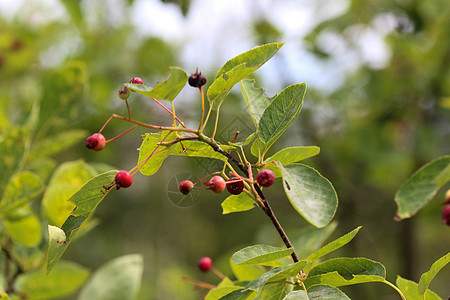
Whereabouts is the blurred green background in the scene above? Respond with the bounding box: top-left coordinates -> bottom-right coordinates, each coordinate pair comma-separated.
0,0 -> 449,299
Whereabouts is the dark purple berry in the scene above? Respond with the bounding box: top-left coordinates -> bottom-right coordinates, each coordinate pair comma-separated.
179,180 -> 194,195
226,177 -> 244,195
188,69 -> 207,88
256,169 -> 275,188
115,170 -> 133,189
129,77 -> 144,85
84,133 -> 106,151
198,257 -> 212,272
118,87 -> 130,100
204,176 -> 226,193
442,205 -> 450,226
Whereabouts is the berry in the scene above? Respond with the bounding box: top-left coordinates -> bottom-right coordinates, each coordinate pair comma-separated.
226,177 -> 244,195
115,170 -> 133,189
179,180 -> 194,195
188,69 -> 207,88
84,133 -> 106,151
129,77 -> 144,85
444,189 -> 450,205
204,176 -> 226,193
443,206 -> 450,226
256,169 -> 275,187
118,86 -> 130,100
198,257 -> 212,272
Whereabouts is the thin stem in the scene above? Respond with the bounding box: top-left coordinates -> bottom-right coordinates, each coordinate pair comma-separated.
200,103 -> 214,133
181,277 -> 216,290
211,109 -> 220,140
106,125 -> 139,143
198,87 -> 205,131
125,99 -> 131,119
383,280 -> 406,300
152,98 -> 187,128
99,115 -> 114,133
158,135 -> 199,146
171,102 -> 177,127
112,114 -> 197,133
211,267 -> 226,280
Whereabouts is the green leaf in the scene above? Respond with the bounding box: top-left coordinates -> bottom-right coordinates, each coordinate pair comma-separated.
240,79 -> 274,127
283,290 -> 308,300
222,193 -> 256,214
395,155 -> 450,220
245,261 -> 307,292
258,83 -> 306,151
169,139 -> 233,162
396,276 -> 442,300
206,278 -> 243,300
255,281 -> 293,300
47,171 -> 117,273
263,146 -> 320,177
16,261 -> 89,299
208,43 -> 284,109
4,207 -> 42,247
250,136 -> 265,159
280,163 -> 338,228
291,222 -> 337,260
418,252 -> 450,295
307,285 -> 350,299
0,171 -> 44,214
28,129 -> 88,161
307,227 -> 361,263
78,254 -> 143,300
232,244 -> 294,266
138,131 -> 175,176
435,163 -> 450,188
126,67 -> 188,102
230,257 -> 266,282
243,132 -> 257,147
219,289 -> 256,300
304,258 -> 386,288
41,160 -> 97,226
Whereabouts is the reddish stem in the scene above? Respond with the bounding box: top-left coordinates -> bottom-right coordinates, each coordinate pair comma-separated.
106,125 -> 139,143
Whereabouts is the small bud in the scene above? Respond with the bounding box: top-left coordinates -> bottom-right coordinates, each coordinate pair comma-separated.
188,69 -> 207,88
118,87 -> 130,100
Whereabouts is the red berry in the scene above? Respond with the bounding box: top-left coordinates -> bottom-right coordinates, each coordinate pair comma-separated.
442,206 -> 450,226
444,189 -> 450,205
198,256 -> 212,272
129,77 -> 144,85
226,177 -> 244,195
115,170 -> 133,189
188,69 -> 207,88
256,169 -> 275,187
118,86 -> 130,100
204,176 -> 226,193
179,180 -> 194,195
84,133 -> 106,151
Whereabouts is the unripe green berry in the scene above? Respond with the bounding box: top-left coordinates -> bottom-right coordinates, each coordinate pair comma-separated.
118,87 -> 130,100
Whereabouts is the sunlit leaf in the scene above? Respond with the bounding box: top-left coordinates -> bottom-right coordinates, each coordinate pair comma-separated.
0,171 -> 44,213
78,254 -> 143,300
126,67 -> 188,102
280,163 -> 338,228
47,171 -> 117,273
240,79 -> 274,127
230,257 -> 266,282
395,155 -> 450,220
232,244 -> 294,266
138,131 -> 175,176
222,193 -> 256,214
418,252 -> 450,296
258,83 -> 306,152
169,139 -> 234,162
206,277 -> 242,300
16,261 -> 89,299
396,276 -> 442,300
304,258 -> 386,288
307,227 -> 361,263
208,43 -> 284,109
4,207 -> 42,247
263,146 -> 320,177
